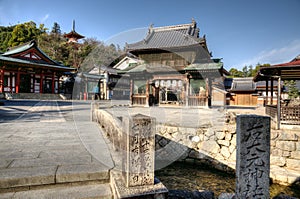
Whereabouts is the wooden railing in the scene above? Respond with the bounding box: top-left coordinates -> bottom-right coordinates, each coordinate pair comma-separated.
281,106 -> 300,125
188,96 -> 207,106
265,104 -> 300,125
265,105 -> 277,119
132,95 -> 147,106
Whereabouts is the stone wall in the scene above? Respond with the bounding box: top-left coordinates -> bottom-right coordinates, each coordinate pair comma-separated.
155,121 -> 300,185
93,108 -> 300,185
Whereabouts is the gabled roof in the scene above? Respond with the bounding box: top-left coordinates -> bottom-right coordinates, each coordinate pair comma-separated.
126,20 -> 208,52
229,77 -> 256,92
0,40 -> 74,72
2,40 -> 61,66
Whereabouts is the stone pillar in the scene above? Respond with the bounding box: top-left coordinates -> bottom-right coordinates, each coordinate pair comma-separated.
122,114 -> 155,187
236,115 -> 270,199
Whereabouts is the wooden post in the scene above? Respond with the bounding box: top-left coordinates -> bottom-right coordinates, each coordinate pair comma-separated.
145,80 -> 149,107
270,77 -> 274,105
130,79 -> 133,106
0,69 -> 4,93
185,77 -> 189,106
16,71 -> 20,93
40,73 -> 43,93
52,72 -> 55,94
277,77 -> 281,130
265,80 -> 269,106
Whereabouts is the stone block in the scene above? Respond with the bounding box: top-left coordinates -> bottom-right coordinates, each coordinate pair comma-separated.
278,132 -> 298,141
270,156 -> 286,167
216,131 -> 225,140
236,115 -> 270,199
231,134 -> 236,146
276,141 -> 296,151
200,140 -> 220,154
217,140 -> 230,147
229,144 -> 235,154
229,149 -> 236,161
291,151 -> 300,160
271,148 -> 283,156
220,147 -> 231,159
56,164 -> 109,183
225,133 -> 232,141
270,140 -> 276,147
296,142 -> 300,151
122,114 -> 155,187
286,159 -> 300,170
205,128 -> 215,138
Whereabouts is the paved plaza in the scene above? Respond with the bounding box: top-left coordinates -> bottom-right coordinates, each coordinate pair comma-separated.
0,100 -> 113,198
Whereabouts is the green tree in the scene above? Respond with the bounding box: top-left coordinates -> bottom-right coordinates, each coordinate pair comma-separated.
284,80 -> 299,99
8,21 -> 42,47
51,22 -> 61,35
229,68 -> 243,77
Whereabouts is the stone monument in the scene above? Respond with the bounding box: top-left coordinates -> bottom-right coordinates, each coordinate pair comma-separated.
236,115 -> 270,199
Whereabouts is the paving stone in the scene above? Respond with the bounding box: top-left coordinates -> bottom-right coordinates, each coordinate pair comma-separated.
56,164 -> 110,183
12,183 -> 112,199
0,166 -> 57,188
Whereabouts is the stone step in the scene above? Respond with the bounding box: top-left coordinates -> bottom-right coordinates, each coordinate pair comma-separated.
0,164 -> 110,189
0,183 -> 112,199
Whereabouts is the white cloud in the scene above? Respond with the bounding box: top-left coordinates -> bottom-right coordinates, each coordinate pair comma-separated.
238,39 -> 300,67
40,14 -> 50,23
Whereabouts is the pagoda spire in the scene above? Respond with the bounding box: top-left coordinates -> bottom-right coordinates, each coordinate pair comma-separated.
64,20 -> 84,43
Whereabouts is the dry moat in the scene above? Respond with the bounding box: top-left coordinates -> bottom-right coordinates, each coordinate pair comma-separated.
155,161 -> 300,198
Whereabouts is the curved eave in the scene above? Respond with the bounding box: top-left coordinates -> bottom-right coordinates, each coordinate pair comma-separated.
0,56 -> 75,72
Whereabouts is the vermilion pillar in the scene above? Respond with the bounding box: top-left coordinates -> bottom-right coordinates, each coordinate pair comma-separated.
16,71 -> 20,93
0,69 -> 4,93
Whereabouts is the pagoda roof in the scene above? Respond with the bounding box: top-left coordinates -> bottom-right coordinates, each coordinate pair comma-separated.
64,30 -> 85,39
126,20 -> 209,52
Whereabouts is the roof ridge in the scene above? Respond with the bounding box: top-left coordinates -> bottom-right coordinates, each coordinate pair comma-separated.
4,40 -> 35,53
153,23 -> 195,32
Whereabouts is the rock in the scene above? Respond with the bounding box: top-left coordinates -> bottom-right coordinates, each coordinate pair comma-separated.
286,158 -> 300,170
290,151 -> 300,160
168,190 -> 214,199
218,193 -> 235,199
216,131 -> 225,140
220,147 -> 231,159
225,133 -> 232,141
270,156 -> 286,167
200,140 -> 220,154
272,194 -> 298,199
278,132 -> 298,141
205,128 -> 215,138
276,141 -> 296,151
217,140 -> 230,147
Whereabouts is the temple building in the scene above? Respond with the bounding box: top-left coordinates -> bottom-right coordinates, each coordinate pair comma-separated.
0,40 -> 74,95
117,20 -> 229,106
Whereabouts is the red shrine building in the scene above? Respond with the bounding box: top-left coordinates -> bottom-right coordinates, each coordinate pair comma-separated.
0,40 -> 74,94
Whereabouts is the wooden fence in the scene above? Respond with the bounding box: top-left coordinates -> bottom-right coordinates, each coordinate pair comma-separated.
266,104 -> 300,125
188,96 -> 207,106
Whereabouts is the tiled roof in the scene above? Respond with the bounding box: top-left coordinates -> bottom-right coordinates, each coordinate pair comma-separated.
127,20 -> 207,51
2,40 -> 61,66
230,78 -> 256,91
0,55 -> 74,71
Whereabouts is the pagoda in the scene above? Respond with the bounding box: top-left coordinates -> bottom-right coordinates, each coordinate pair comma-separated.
64,20 -> 85,43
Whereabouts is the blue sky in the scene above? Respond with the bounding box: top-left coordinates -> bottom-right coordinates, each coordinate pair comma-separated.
0,0 -> 299,70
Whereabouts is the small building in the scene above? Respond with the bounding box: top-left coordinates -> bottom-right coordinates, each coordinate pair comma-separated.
227,77 -> 258,106
0,40 -> 74,95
